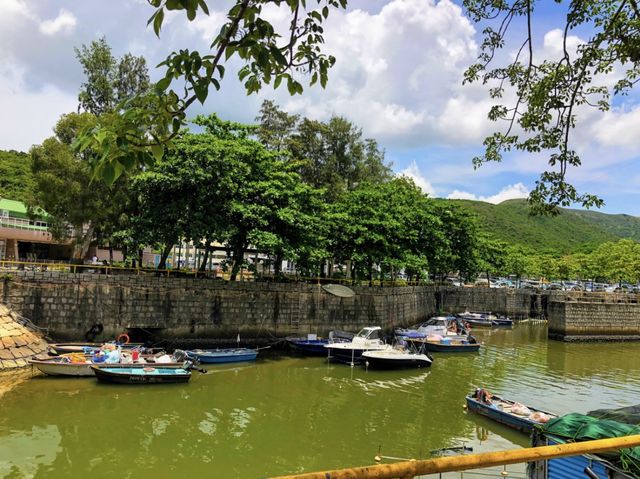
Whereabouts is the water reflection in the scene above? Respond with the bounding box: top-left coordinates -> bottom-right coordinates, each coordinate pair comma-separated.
0,324 -> 639,478
0,425 -> 61,477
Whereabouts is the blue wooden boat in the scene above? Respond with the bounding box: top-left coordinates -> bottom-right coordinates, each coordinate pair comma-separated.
186,348 -> 258,364
287,331 -> 354,356
465,390 -> 557,433
91,366 -> 191,384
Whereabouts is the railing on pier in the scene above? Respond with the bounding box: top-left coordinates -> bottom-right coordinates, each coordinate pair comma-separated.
271,435 -> 640,479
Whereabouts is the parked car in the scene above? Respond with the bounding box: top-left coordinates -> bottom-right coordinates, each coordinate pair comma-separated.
545,283 -> 563,291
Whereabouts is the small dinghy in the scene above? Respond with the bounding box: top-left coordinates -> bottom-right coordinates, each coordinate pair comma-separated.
30,350 -> 191,377
186,348 -> 258,364
362,347 -> 433,369
92,366 -> 191,384
465,388 -> 557,433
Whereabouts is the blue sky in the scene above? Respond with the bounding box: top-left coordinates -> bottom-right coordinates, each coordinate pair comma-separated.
1,0 -> 639,215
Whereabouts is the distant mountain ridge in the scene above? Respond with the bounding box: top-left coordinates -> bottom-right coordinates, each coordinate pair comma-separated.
450,198 -> 640,253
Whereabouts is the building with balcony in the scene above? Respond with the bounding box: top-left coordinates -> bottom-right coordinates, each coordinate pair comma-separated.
0,198 -> 71,261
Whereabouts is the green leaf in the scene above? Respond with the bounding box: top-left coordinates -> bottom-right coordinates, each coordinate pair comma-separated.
150,144 -> 164,162
156,76 -> 171,91
153,8 -> 164,37
194,81 -> 208,103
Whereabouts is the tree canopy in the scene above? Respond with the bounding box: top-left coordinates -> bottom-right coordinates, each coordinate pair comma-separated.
463,0 -> 640,213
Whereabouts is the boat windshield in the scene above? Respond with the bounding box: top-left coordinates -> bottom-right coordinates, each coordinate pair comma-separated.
356,328 -> 381,339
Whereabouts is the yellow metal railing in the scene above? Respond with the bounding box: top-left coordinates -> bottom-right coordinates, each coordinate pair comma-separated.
271,435 -> 640,479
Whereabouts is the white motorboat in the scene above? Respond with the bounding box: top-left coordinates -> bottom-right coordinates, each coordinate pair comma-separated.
395,315 -> 470,339
362,346 -> 433,369
324,326 -> 390,364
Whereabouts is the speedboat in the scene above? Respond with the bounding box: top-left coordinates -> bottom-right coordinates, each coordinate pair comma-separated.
362,345 -> 433,369
395,316 -> 470,339
457,311 -> 513,328
324,326 -> 390,364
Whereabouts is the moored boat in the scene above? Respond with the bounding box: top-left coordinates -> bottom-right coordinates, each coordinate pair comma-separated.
456,311 -> 513,328
92,366 -> 191,384
287,330 -> 354,356
30,350 -> 191,377
362,347 -> 433,369
465,389 -> 557,433
186,348 -> 258,364
324,326 -> 390,364
395,315 -> 470,340
48,342 -> 147,355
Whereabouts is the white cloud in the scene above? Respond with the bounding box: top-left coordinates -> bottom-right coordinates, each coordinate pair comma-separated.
264,0 -> 490,147
399,160 -> 436,196
447,182 -> 530,204
0,66 -> 76,150
39,9 -> 77,36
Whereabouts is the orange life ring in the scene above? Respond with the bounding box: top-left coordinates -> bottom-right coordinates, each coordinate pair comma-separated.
116,333 -> 130,345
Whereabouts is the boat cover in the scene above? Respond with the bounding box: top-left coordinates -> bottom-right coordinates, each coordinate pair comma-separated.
541,413 -> 640,475
588,405 -> 640,426
321,284 -> 355,298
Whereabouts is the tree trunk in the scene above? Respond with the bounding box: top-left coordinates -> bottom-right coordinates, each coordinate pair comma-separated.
229,236 -> 247,281
73,224 -> 95,262
108,244 -> 113,264
199,242 -> 212,272
158,243 -> 173,270
138,249 -> 143,268
274,251 -> 282,277
368,261 -> 374,287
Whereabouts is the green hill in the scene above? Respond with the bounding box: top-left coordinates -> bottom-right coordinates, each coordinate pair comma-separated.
450,199 -> 640,253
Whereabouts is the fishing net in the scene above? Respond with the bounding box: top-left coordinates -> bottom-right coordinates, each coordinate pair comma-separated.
542,413 -> 640,476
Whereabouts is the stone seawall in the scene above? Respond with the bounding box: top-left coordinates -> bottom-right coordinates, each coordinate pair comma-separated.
0,271 -> 538,342
549,297 -> 640,341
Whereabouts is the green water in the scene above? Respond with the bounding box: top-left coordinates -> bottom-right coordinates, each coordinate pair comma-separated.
2,323 -> 640,478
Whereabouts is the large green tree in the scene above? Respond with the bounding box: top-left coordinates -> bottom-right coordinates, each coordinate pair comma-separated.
132,114 -> 323,279
78,1 -> 348,184
0,150 -> 35,203
31,113 -> 117,260
76,37 -> 150,115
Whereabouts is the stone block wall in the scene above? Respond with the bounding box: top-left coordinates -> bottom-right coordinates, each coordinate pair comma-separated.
549,299 -> 640,341
0,272 -> 441,341
0,272 -> 563,342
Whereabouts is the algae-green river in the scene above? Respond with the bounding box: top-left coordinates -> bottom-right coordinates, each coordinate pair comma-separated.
2,323 -> 640,478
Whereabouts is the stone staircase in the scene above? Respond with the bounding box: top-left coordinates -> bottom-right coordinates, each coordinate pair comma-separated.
0,304 -> 48,369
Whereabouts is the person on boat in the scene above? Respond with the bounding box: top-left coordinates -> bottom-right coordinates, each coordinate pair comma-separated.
476,388 -> 493,404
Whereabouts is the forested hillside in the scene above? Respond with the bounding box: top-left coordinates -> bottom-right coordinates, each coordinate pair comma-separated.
452,199 -> 640,253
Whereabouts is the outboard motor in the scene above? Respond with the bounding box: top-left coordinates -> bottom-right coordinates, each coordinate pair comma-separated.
172,349 -> 188,362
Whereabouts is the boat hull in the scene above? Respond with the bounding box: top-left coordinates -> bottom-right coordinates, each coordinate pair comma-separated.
361,352 -> 432,369
92,367 -> 191,384
325,346 -> 388,364
30,359 -> 189,377
30,360 -> 95,377
186,348 -> 258,364
422,341 -> 481,352
287,338 -> 329,356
